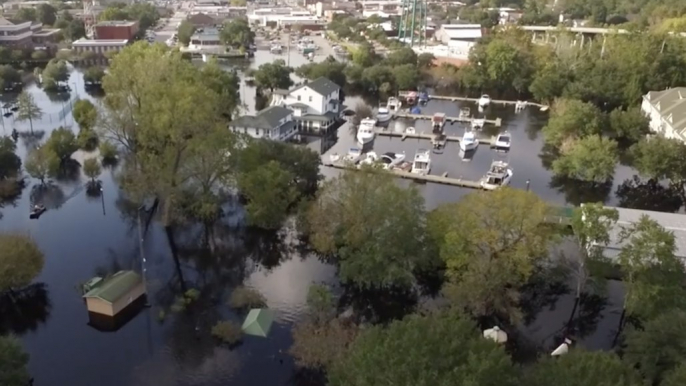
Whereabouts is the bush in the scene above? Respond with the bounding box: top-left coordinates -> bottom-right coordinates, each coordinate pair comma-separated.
77,128 -> 98,151
211,320 -> 243,345
229,286 -> 266,310
99,141 -> 118,164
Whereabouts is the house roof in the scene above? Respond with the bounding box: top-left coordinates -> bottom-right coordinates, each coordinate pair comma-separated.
292,77 -> 340,97
441,27 -> 482,39
644,87 -> 686,137
298,111 -> 338,121
598,206 -> 686,260
289,102 -> 310,108
187,13 -> 217,25
83,271 -> 142,304
229,105 -> 292,130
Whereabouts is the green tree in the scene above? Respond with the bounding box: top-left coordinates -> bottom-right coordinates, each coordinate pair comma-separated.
663,364 -> 686,386
82,157 -> 102,183
618,216 -> 686,321
542,98 -> 603,148
37,3 -> 57,25
427,187 -> 553,322
219,18 -> 254,50
0,65 -> 20,90
393,64 -> 420,91
624,310 -> 686,385
529,61 -> 571,104
16,91 -> 43,134
295,57 -> 347,87
237,160 -> 297,229
177,20 -> 196,46
552,135 -> 618,183
83,66 -> 105,85
42,59 -> 69,90
306,169 -> 428,288
15,8 -> 37,22
290,317 -> 357,370
361,64 -> 394,92
72,99 -> 98,131
231,0 -> 247,5
485,38 -> 532,93
630,136 -> 686,190
201,59 -> 241,120
0,136 -> 21,182
0,234 -> 44,294
252,60 -> 292,92
24,147 -> 58,185
328,311 -> 519,386
608,107 -> 649,142
528,350 -> 642,386
63,20 -> 86,41
352,43 -> 377,67
385,47 -> 417,67
44,127 -> 78,161
417,52 -> 435,68
0,335 -> 30,386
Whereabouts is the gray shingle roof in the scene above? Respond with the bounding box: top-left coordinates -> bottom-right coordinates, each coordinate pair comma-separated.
293,77 -> 340,97
644,87 -> 686,138
229,106 -> 292,130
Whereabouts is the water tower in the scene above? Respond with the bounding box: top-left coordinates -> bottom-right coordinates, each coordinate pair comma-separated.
398,0 -> 427,47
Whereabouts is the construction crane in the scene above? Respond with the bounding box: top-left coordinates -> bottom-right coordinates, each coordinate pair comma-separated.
83,0 -> 96,38
398,0 -> 427,47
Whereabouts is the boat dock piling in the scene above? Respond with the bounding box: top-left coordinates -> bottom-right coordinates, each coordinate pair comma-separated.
323,161 -> 485,189
393,112 -> 503,128
376,129 -> 496,146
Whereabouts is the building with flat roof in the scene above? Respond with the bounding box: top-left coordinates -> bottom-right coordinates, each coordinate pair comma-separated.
95,20 -> 139,40
0,17 -> 55,48
188,28 -> 222,49
82,271 -> 146,317
72,38 -> 129,56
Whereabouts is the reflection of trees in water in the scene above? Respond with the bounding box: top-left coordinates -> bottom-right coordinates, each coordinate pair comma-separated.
85,180 -> 103,202
0,283 -> 51,335
30,182 -> 65,209
616,176 -> 683,212
338,285 -> 418,325
519,267 -> 570,326
549,176 -> 612,206
18,130 -> 45,151
0,177 -> 25,219
52,158 -> 81,183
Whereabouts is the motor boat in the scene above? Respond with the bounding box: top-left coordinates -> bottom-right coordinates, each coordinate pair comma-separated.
411,149 -> 431,175
29,204 -> 46,219
431,113 -> 446,133
472,118 -> 485,130
405,127 -> 416,135
409,106 -> 421,114
387,97 -> 402,113
270,44 -> 283,54
405,91 -> 418,105
380,152 -> 405,169
376,106 -> 391,123
418,92 -> 429,105
480,161 -> 513,190
459,107 -> 470,118
460,130 -> 479,152
329,152 -> 341,163
432,134 -> 447,153
494,132 -> 511,151
356,118 -> 376,145
515,100 -> 527,113
359,151 -> 378,167
478,94 -> 491,108
343,147 -> 363,163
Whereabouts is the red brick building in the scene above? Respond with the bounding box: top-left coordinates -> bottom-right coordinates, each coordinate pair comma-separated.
94,20 -> 139,41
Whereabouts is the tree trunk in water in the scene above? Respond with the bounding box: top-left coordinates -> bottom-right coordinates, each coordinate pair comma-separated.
164,226 -> 187,293
611,307 -> 627,349
29,117 -> 33,134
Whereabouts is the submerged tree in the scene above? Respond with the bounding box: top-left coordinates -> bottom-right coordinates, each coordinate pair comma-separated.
542,98 -> 603,148
0,234 -> 44,296
307,169 -> 429,288
82,158 -> 102,184
427,188 -> 553,322
552,135 -> 619,183
328,310 -> 519,386
24,147 -> 58,185
16,91 -> 43,134
237,160 -> 297,229
0,335 -> 30,386
252,60 -> 293,92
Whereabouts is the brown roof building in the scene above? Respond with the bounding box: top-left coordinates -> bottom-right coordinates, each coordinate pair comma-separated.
187,13 -> 219,28
95,20 -> 139,40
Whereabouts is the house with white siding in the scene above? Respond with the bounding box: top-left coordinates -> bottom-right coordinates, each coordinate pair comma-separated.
641,87 -> 686,143
228,106 -> 297,141
280,77 -> 342,135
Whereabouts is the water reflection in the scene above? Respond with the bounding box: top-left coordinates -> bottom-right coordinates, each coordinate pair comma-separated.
616,176 -> 683,212
338,285 -> 418,324
0,283 -> 51,335
549,177 -> 614,205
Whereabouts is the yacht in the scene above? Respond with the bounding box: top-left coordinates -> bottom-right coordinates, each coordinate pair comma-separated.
270,43 -> 283,54
356,118 -> 376,145
411,149 -> 431,176
380,152 -> 405,169
494,132 -> 511,151
480,161 -> 513,190
431,113 -> 446,133
376,106 -> 391,123
460,130 -> 479,152
478,94 -> 491,108
459,107 -> 470,119
405,126 -> 416,135
387,97 -> 402,113
471,118 -> 485,130
343,147 -> 363,164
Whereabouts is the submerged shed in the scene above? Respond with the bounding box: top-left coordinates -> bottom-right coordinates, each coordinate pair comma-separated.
83,271 -> 146,317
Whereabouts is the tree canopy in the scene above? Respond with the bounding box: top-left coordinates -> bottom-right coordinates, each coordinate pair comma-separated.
552,135 -> 619,183
0,335 -> 30,386
252,60 -> 293,92
0,234 -> 44,294
528,350 -> 643,386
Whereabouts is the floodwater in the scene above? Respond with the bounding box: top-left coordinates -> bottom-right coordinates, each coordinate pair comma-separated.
0,46 -> 652,386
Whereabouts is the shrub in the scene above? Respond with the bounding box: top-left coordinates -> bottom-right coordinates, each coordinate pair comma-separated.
211,320 -> 243,345
229,286 -> 266,310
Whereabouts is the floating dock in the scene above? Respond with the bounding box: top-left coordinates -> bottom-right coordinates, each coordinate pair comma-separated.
375,129 -> 495,146
322,162 -> 485,189
393,113 -> 502,127
397,91 -> 549,110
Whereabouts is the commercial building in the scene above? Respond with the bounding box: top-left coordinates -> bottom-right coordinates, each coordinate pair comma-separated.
434,24 -> 483,44
361,0 -> 403,17
641,87 -> 686,143
72,38 -> 129,57
95,20 -> 140,40
188,28 -> 222,49
0,17 -> 41,48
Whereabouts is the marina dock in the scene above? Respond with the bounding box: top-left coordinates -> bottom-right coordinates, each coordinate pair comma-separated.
323,162 -> 485,189
392,112 -> 503,128
375,129 -> 495,146
396,91 -> 549,110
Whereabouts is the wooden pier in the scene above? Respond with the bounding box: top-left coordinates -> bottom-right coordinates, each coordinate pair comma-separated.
375,129 -> 495,146
323,162 -> 485,189
396,91 -> 549,110
392,112 -> 502,127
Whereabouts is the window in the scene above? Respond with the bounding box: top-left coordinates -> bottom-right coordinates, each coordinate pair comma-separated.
309,96 -> 312,102
256,128 -> 261,136
297,95 -> 301,101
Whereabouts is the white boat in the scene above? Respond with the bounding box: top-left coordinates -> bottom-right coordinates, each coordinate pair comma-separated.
432,113 -> 446,133
494,132 -> 511,151
460,130 -> 479,152
270,44 -> 283,54
405,126 -> 416,135
478,94 -> 491,108
472,118 -> 485,130
380,152 -> 405,169
480,160 -> 513,190
343,147 -> 363,163
356,118 -> 376,145
359,151 -> 378,166
376,106 -> 391,123
329,152 -> 340,163
459,107 -> 470,118
387,97 -> 402,113
411,149 -> 431,175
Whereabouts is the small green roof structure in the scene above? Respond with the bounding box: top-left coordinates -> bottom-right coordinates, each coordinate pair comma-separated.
242,308 -> 275,337
83,271 -> 143,304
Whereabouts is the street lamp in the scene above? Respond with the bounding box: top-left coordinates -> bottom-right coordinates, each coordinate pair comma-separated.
100,187 -> 105,215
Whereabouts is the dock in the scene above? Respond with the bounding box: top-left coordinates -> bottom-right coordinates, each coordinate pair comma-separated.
397,91 -> 549,110
375,129 -> 495,146
323,162 -> 485,189
393,112 -> 502,128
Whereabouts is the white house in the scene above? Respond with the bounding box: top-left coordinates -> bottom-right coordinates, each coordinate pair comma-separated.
228,106 -> 297,141
280,77 -> 342,134
641,87 -> 686,143
434,24 -> 482,44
